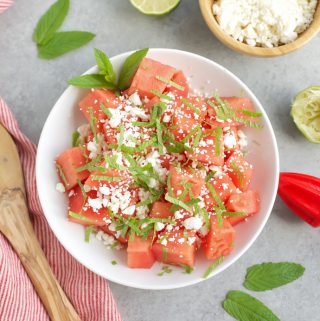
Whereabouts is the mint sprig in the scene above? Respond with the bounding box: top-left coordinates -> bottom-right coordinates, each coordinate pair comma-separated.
244,262 -> 305,292
37,31 -> 95,60
118,48 -> 149,90
223,291 -> 280,321
33,0 -> 69,45
33,0 -> 95,59
68,48 -> 149,90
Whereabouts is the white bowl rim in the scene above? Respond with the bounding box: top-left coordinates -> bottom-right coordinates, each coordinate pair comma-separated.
36,48 -> 280,290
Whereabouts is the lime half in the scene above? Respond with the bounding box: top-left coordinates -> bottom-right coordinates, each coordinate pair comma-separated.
130,0 -> 180,16
291,86 -> 320,144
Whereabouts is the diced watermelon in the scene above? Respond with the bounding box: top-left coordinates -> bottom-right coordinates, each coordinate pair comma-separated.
202,216 -> 235,260
152,229 -> 196,267
226,190 -> 260,226
150,201 -> 173,219
79,89 -> 120,132
56,147 -> 89,190
169,166 -> 204,202
166,71 -> 189,98
203,173 -> 237,209
226,151 -> 253,191
169,98 -> 205,141
68,187 -> 107,227
185,130 -> 224,166
159,153 -> 186,170
127,235 -> 156,268
128,58 -> 176,98
206,97 -> 258,127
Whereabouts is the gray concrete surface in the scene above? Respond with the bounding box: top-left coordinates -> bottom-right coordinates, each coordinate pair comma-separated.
1,1 -> 319,320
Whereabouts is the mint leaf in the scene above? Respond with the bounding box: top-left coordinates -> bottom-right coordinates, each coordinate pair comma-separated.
68,74 -> 116,89
37,31 -> 95,59
33,0 -> 69,45
118,48 -> 149,90
72,131 -> 81,147
94,48 -> 116,83
223,291 -> 280,321
244,262 -> 305,292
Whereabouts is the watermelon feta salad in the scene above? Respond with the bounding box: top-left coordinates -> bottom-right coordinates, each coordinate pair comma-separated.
55,51 -> 262,272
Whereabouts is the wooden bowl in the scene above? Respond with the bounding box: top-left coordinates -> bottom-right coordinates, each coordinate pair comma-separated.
199,0 -> 320,57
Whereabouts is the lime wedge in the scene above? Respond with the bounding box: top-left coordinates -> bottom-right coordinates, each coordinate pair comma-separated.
130,0 -> 180,16
291,86 -> 320,144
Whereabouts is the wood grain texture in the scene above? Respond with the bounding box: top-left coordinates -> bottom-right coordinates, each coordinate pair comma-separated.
199,0 -> 320,57
0,124 -> 81,321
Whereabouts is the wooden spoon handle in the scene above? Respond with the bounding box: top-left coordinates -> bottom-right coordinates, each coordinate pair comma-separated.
0,189 -> 81,321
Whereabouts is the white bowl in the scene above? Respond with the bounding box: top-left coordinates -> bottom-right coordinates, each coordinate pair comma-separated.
36,48 -> 279,290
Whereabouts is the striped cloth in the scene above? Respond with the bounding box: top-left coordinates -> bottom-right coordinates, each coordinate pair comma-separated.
0,0 -> 13,13
0,98 -> 122,321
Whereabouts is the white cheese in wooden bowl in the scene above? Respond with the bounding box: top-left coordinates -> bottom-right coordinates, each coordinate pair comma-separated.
212,0 -> 318,48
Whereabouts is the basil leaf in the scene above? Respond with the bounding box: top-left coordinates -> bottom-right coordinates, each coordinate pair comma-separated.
118,48 -> 149,90
68,74 -> 116,89
33,0 -> 69,45
94,48 -> 116,83
244,262 -> 305,292
37,31 -> 95,60
223,291 -> 280,321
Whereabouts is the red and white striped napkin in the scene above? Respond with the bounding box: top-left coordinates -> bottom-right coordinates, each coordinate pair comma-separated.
0,98 -> 122,321
0,0 -> 14,13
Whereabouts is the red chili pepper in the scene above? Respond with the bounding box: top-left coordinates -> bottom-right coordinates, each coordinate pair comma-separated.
278,172 -> 320,227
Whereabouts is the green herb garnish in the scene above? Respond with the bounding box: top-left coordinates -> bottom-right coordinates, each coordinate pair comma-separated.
223,291 -> 280,321
91,175 -> 122,182
56,164 -> 68,187
156,75 -> 185,91
244,262 -> 305,292
158,265 -> 173,276
94,48 -> 116,84
100,103 -> 113,118
69,211 -> 96,224
206,182 -> 225,210
180,264 -> 194,274
76,178 -> 87,200
215,127 -> 222,157
72,131 -> 81,147
230,161 -> 244,189
182,98 -> 201,115
84,225 -> 94,242
111,260 -> 118,265
165,194 -> 193,213
238,109 -> 263,117
88,107 -> 98,143
33,0 -> 95,59
203,256 -> 224,279
205,171 -> 216,182
118,48 -> 149,90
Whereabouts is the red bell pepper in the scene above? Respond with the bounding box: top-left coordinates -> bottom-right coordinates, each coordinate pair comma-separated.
278,172 -> 320,227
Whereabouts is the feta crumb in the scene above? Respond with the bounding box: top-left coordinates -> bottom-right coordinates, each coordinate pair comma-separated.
183,216 -> 203,231
212,0 -> 317,48
155,222 -> 165,231
56,183 -> 65,193
129,92 -> 142,106
122,205 -> 136,216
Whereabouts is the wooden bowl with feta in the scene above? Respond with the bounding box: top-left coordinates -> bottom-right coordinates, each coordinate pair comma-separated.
199,0 -> 320,57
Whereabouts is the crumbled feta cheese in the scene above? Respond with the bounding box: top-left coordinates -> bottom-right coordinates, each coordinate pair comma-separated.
160,238 -> 168,246
212,0 -> 317,48
155,222 -> 165,231
108,109 -> 123,128
163,114 -> 171,123
87,141 -> 99,159
187,236 -> 196,245
88,197 -> 103,211
56,183 -> 65,193
224,132 -> 237,149
99,186 -> 111,196
129,92 -> 142,106
177,238 -> 185,244
122,205 -> 136,216
136,205 -> 149,218
174,210 -> 184,220
68,190 -> 75,197
183,216 -> 203,231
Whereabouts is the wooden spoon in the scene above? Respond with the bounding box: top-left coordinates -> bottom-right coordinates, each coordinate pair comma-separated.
0,124 -> 81,321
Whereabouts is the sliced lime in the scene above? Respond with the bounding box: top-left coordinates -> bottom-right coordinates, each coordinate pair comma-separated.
130,0 -> 180,16
291,86 -> 320,144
